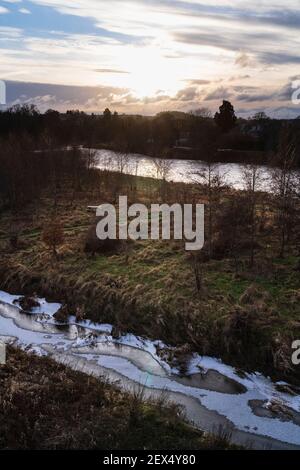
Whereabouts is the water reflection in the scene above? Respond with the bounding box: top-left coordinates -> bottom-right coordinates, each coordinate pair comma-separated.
92,149 -> 277,191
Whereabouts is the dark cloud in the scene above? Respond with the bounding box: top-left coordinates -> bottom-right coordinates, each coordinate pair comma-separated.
173,29 -> 300,67
254,9 -> 300,30
6,80 -> 128,103
173,86 -> 198,101
235,81 -> 298,103
236,93 -> 274,103
5,80 -> 129,111
258,51 -> 300,65
141,1 -> 300,31
204,87 -> 231,101
174,30 -> 278,53
276,83 -> 294,101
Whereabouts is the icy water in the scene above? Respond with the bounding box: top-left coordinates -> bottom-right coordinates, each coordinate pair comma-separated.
1,290 -> 300,450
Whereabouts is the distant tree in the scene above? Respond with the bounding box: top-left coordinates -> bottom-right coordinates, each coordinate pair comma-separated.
151,113 -> 178,150
214,100 -> 237,133
252,112 -> 270,121
191,108 -> 212,119
103,108 -> 112,120
42,218 -> 64,258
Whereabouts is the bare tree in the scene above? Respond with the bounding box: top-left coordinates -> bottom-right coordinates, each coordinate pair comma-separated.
192,254 -> 204,293
42,218 -> 64,259
242,164 -> 264,267
86,147 -> 98,171
271,126 -> 300,257
153,158 -> 172,200
115,151 -> 130,174
153,158 -> 172,180
193,161 -> 226,258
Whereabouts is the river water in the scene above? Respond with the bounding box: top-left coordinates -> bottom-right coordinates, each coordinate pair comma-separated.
92,149 -> 275,191
1,290 -> 300,450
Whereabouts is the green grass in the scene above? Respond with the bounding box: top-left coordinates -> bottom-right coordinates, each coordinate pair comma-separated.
1,172 -> 299,382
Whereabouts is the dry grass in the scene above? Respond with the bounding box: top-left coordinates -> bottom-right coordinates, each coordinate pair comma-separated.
0,172 -> 299,383
0,347 -> 237,450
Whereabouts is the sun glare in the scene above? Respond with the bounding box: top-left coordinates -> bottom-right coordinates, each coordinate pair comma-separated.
115,45 -> 182,98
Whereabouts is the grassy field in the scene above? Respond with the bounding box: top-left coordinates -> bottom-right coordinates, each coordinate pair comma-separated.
0,171 -> 299,383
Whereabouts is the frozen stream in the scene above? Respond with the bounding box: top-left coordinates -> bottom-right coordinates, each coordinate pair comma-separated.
1,290 -> 300,450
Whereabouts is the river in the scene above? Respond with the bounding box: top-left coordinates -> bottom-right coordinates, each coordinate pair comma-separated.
1,290 -> 300,450
92,149 -> 276,191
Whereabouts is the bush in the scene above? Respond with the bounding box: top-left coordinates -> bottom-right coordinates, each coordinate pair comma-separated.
84,222 -> 121,255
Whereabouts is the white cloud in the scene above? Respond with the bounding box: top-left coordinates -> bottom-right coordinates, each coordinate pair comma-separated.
19,8 -> 31,14
0,6 -> 10,13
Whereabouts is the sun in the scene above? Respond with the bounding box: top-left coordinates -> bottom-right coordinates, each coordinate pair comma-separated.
114,45 -> 182,99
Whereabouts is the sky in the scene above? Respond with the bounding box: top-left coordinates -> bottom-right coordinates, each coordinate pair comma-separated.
0,0 -> 300,117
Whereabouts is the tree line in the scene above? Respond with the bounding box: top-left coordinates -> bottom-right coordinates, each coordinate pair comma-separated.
1,102 -> 300,162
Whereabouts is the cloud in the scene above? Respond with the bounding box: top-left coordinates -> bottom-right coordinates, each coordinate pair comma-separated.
95,68 -> 129,74
276,83 -> 294,101
184,79 -> 211,85
0,26 -> 22,38
19,8 -> 32,15
236,93 -> 274,103
228,75 -> 251,81
1,0 -> 300,117
204,87 -> 231,101
258,51 -> 300,65
174,29 -> 278,57
172,86 -> 199,102
235,52 -> 252,68
5,80 -> 130,112
0,6 -> 9,13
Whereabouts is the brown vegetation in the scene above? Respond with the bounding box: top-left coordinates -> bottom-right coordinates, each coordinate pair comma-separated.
0,127 -> 299,384
0,347 -> 236,450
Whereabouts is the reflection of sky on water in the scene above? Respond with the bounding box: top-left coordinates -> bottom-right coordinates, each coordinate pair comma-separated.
93,149 -> 279,192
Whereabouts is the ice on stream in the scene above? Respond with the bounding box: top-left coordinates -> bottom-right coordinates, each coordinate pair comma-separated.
1,289 -> 300,447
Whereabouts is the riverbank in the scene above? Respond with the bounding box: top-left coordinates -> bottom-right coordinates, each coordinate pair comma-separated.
2,293 -> 300,450
1,346 -> 234,450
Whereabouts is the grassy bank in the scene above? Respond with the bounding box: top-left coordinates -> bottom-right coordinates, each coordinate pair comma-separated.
0,347 -> 236,450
